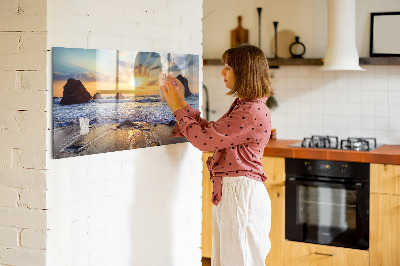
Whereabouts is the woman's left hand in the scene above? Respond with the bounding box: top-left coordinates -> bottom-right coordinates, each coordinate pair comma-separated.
160,77 -> 185,113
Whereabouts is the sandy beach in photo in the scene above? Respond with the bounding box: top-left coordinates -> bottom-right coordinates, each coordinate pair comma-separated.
53,122 -> 187,159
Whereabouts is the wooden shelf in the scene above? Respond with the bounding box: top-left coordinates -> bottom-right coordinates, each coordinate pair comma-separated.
359,57 -> 400,65
203,58 -> 323,67
268,58 -> 323,67
203,57 -> 400,67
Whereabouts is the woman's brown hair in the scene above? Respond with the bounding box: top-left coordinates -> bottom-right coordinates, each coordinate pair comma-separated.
221,44 -> 273,99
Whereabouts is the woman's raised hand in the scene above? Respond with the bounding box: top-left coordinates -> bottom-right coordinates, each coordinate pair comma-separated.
167,74 -> 187,108
161,74 -> 185,113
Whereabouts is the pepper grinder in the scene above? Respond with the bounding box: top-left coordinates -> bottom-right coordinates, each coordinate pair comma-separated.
273,21 -> 279,58
257,8 -> 262,48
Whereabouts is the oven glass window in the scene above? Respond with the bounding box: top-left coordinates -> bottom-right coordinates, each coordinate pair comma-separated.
297,186 -> 356,230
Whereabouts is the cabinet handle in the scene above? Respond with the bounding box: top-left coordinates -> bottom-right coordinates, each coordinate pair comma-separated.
314,252 -> 335,257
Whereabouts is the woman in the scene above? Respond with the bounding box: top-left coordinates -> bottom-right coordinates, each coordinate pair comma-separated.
161,44 -> 273,266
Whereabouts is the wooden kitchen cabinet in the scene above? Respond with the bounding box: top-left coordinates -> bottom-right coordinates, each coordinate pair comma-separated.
264,184 -> 285,266
262,156 -> 285,266
370,193 -> 400,266
261,156 -> 285,185
284,240 -> 369,266
370,163 -> 400,195
370,163 -> 400,266
201,154 -> 286,265
202,152 -> 213,258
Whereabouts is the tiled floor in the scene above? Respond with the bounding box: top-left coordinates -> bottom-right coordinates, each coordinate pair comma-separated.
202,257 -> 211,266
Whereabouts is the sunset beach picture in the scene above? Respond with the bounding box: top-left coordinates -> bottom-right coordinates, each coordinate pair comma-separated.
52,47 -> 199,159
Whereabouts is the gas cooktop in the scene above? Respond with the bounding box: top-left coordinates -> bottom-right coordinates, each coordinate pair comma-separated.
289,135 -> 383,151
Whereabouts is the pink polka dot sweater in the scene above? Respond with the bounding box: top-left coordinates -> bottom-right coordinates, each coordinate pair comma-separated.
170,97 -> 271,206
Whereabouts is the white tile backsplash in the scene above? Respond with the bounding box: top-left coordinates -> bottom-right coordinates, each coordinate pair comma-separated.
204,65 -> 400,144
389,104 -> 400,117
388,91 -> 400,104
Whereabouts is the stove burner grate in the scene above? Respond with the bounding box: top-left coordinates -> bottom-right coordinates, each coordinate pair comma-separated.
340,137 -> 377,151
301,135 -> 339,149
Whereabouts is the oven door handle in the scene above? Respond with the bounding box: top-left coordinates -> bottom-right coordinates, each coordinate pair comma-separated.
286,177 -> 364,189
313,251 -> 335,257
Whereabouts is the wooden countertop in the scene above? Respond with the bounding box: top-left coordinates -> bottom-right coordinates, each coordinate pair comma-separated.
263,139 -> 400,165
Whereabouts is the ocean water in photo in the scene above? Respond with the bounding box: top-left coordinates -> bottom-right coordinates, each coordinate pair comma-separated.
53,93 -> 199,128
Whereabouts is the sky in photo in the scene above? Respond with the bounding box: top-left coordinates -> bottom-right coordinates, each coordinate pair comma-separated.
52,47 -> 199,98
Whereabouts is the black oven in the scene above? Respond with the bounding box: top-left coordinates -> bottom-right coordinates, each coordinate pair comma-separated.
285,158 -> 369,250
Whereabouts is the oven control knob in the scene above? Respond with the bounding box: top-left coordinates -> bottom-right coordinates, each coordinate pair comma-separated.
304,161 -> 312,171
340,164 -> 347,174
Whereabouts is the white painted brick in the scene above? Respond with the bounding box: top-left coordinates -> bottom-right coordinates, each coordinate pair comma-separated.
136,24 -> 169,41
17,70 -> 47,92
0,169 -> 47,189
0,187 -> 19,208
0,247 -> 45,266
0,33 -> 47,71
19,32 -> 47,61
88,212 -> 109,233
71,218 -> 88,237
89,1 -> 124,22
130,0 -> 167,13
152,10 -> 181,27
10,148 -> 22,169
0,150 -> 12,169
19,0 -> 47,15
0,12 -> 46,32
19,189 -> 46,209
0,110 -> 47,131
0,1 -> 18,14
122,8 -> 151,24
166,0 -> 191,15
20,149 -> 46,170
20,229 -> 46,250
120,36 -> 153,52
0,90 -> 46,111
0,227 -> 19,247
0,33 -> 20,54
0,48 -> 47,71
87,33 -> 124,51
181,15 -> 202,30
180,42 -> 202,55
105,178 -> 123,196
0,71 -> 16,90
152,38 -> 181,54
0,208 -> 46,230
191,32 -> 203,45
0,129 -> 46,151
189,3 -> 203,19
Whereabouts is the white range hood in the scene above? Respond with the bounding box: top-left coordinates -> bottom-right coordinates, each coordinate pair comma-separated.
320,0 -> 365,71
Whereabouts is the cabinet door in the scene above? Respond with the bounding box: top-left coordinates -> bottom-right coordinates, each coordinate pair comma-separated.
264,184 -> 285,266
370,193 -> 400,266
202,152 -> 213,258
284,241 -> 369,266
370,163 -> 400,195
262,156 -> 285,186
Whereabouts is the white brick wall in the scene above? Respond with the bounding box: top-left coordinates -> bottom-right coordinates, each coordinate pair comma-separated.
2,0 -> 203,264
46,1 -> 203,266
0,0 -> 48,265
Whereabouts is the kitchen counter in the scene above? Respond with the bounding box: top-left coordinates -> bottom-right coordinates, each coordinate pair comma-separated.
263,139 -> 400,164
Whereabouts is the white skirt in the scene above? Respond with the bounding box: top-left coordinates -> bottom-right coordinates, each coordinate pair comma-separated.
212,176 -> 271,266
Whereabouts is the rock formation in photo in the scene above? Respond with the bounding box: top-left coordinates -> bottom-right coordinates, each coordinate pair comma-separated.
60,78 -> 92,105
176,74 -> 192,97
116,93 -> 126,100
93,93 -> 102,100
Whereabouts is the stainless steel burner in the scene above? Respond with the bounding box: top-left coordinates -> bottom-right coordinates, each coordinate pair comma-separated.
290,136 -> 379,151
